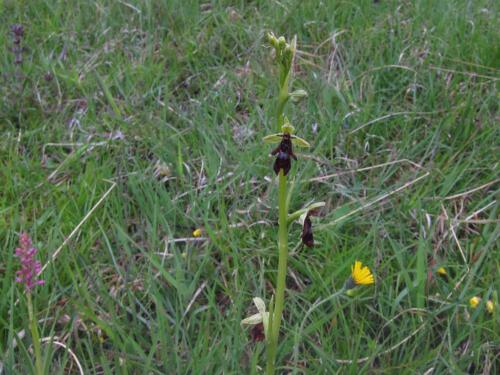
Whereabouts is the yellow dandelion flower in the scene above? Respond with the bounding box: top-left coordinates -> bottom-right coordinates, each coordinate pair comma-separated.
351,260 -> 375,286
486,300 -> 494,314
469,296 -> 481,309
192,228 -> 202,237
437,267 -> 447,277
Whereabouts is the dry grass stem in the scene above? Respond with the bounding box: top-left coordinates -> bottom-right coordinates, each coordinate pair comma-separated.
319,172 -> 430,229
309,159 -> 424,183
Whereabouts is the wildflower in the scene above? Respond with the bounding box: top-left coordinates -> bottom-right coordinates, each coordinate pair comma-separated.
271,132 -> 296,176
15,233 -> 44,291
345,260 -> 375,290
241,297 -> 270,341
153,160 -> 171,183
301,213 -> 314,247
301,202 -> 325,247
263,120 -> 310,177
486,300 -> 494,314
250,323 -> 266,342
10,24 -> 24,65
351,260 -> 375,285
192,228 -> 203,237
437,267 -> 447,277
10,24 -> 24,38
469,296 -> 481,309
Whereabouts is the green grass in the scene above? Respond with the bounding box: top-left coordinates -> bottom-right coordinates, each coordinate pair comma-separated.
1,0 -> 499,373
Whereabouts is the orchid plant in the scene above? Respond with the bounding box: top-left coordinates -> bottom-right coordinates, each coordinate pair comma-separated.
15,232 -> 45,375
241,32 -> 325,374
241,33 -> 375,374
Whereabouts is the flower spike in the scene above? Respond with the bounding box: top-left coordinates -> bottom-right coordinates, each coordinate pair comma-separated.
15,233 -> 45,291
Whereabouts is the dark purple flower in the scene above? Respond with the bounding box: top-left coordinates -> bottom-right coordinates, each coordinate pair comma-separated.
301,214 -> 314,247
14,233 -> 44,291
250,323 -> 265,342
10,24 -> 25,66
271,133 -> 297,176
10,24 -> 25,39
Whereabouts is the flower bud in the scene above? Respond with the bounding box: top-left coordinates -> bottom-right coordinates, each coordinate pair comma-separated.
469,296 -> 481,309
267,32 -> 278,47
278,36 -> 286,49
436,267 -> 447,277
290,89 -> 308,103
486,300 -> 494,314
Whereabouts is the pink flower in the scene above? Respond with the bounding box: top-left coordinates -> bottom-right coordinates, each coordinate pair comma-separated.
15,233 -> 44,291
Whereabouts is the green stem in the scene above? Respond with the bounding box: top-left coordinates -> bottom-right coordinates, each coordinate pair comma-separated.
27,292 -> 43,375
276,74 -> 289,132
266,170 -> 288,374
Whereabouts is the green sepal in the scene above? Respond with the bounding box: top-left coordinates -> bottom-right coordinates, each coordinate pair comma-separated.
263,133 -> 311,148
287,202 -> 325,224
262,134 -> 283,144
262,133 -> 311,148
267,32 -> 278,47
291,135 -> 310,148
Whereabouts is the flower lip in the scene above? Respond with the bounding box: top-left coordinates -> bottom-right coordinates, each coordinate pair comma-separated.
301,214 -> 314,247
250,323 -> 265,342
350,260 -> 375,287
271,133 -> 297,176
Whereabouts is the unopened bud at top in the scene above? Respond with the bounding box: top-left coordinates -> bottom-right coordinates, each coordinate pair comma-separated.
278,36 -> 286,49
290,89 -> 308,103
267,32 -> 278,47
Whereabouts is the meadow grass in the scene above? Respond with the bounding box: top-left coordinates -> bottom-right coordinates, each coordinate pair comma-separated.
1,0 -> 499,373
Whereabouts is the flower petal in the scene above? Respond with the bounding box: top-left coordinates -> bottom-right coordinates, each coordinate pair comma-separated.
253,297 -> 266,315
351,260 -> 374,285
241,313 -> 262,326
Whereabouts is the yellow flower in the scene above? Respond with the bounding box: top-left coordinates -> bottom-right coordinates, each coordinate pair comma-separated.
351,261 -> 375,286
437,267 -> 447,277
469,296 -> 481,309
486,300 -> 494,314
192,228 -> 202,237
